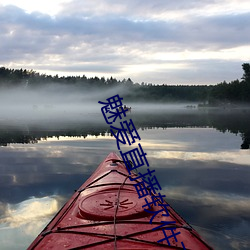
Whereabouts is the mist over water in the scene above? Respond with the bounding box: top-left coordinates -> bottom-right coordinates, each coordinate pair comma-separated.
0,85 -> 99,122
0,84 -> 198,125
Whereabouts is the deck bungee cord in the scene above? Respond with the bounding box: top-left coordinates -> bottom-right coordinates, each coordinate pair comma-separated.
28,153 -> 214,249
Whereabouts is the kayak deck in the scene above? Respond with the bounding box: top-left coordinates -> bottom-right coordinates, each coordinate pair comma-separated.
28,152 -> 213,249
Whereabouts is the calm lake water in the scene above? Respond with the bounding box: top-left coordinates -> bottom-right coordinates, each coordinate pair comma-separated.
0,104 -> 250,249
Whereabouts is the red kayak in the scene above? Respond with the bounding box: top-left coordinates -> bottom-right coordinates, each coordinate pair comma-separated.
28,152 -> 213,249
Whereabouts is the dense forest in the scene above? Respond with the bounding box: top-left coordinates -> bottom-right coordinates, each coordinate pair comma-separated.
0,63 -> 250,104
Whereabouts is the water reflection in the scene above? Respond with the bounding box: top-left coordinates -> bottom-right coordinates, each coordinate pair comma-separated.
0,109 -> 250,249
0,107 -> 250,149
1,196 -> 59,228
0,196 -> 62,250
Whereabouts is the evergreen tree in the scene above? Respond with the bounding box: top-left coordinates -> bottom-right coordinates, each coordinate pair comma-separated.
242,63 -> 250,83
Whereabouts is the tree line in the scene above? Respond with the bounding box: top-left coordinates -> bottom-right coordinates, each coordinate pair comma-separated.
1,109 -> 249,149
208,63 -> 250,105
0,63 -> 249,104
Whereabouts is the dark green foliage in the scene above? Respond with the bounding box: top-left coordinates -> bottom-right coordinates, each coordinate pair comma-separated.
0,63 -> 250,104
209,63 -> 250,104
242,63 -> 250,82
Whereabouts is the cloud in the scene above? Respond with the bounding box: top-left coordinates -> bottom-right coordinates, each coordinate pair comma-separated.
0,196 -> 62,249
0,196 -> 59,228
58,0 -> 242,19
3,5 -> 248,48
161,186 -> 250,216
0,1 -> 250,84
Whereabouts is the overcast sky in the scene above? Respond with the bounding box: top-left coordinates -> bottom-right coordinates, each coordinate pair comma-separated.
0,0 -> 250,85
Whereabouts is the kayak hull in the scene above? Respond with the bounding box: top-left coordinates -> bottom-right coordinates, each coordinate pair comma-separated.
28,152 -> 213,249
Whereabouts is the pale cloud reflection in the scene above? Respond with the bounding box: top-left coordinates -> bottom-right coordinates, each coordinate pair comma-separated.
141,141 -> 186,151
6,139 -> 116,177
0,196 -> 62,249
163,186 -> 250,215
152,150 -> 250,167
163,186 -> 250,248
41,134 -> 113,142
0,196 -> 59,231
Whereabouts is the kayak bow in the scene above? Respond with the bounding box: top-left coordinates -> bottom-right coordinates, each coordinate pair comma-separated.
28,152 -> 213,249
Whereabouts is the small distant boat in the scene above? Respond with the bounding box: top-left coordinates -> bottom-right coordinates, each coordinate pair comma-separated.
119,105 -> 132,112
28,153 -> 213,249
